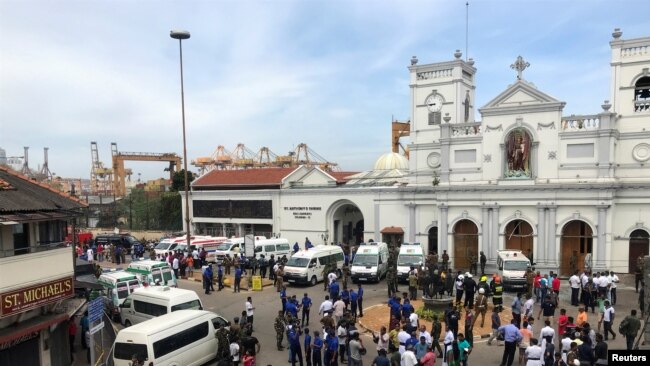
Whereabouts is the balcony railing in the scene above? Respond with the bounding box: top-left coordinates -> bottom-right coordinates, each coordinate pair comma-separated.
635,100 -> 650,113
561,115 -> 600,131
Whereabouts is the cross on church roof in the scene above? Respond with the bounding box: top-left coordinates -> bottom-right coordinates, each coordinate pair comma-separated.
510,55 -> 530,80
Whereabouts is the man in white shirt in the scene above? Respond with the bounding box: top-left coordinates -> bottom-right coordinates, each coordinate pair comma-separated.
443,326 -> 455,364
539,320 -> 555,358
328,272 -> 338,286
601,301 -> 615,341
598,273 -> 609,299
172,256 -> 180,278
609,271 -> 619,305
524,294 -> 535,318
409,312 -> 419,331
560,334 -> 572,363
332,298 -> 346,323
397,325 -> 411,354
230,340 -> 240,365
318,296 -> 333,316
401,344 -> 418,366
245,297 -> 255,330
524,338 -> 543,366
418,325 -> 432,346
86,248 -> 94,263
569,271 -> 581,306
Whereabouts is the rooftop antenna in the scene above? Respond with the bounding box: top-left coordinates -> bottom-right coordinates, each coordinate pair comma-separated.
465,1 -> 469,61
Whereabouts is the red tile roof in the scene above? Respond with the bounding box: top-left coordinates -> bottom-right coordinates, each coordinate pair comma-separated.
380,226 -> 404,234
330,172 -> 357,183
192,168 -> 296,188
192,167 -> 359,189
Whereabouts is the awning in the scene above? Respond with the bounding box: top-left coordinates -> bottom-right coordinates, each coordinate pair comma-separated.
380,226 -> 404,234
75,279 -> 104,290
0,313 -> 68,345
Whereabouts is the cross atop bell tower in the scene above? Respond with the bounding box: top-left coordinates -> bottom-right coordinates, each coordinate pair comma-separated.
510,55 -> 530,80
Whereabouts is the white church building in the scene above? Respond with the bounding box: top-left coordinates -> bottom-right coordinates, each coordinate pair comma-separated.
184,29 -> 650,275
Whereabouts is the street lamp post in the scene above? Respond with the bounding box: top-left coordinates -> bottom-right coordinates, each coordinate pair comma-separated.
170,29 -> 192,250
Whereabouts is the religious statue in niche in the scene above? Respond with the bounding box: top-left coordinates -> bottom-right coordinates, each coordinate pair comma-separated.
505,128 -> 531,178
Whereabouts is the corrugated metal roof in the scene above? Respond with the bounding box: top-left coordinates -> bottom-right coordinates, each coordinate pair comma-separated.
0,167 -> 86,213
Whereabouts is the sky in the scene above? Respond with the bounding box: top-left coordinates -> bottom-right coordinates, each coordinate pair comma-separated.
0,0 -> 648,181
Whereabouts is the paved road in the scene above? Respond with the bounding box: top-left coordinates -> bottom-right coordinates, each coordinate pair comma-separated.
96,259 -> 640,365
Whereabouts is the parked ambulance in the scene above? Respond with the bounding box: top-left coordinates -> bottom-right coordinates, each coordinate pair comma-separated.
98,270 -> 143,320
283,245 -> 344,286
126,260 -> 177,287
351,242 -> 389,282
495,250 -> 531,289
396,242 -> 425,282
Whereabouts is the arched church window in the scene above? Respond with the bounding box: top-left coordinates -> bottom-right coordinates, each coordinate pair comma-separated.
634,76 -> 650,112
505,128 -> 532,178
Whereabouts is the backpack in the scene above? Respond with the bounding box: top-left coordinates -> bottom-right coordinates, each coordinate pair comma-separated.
619,318 -> 629,335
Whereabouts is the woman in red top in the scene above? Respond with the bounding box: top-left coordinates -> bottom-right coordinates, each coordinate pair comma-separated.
242,350 -> 255,366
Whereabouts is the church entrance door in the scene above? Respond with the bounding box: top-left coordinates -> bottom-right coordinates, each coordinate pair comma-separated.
560,220 -> 592,276
504,220 -> 534,257
629,229 -> 649,273
453,220 -> 478,272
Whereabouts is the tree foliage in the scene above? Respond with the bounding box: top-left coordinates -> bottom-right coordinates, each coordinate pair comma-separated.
171,169 -> 196,192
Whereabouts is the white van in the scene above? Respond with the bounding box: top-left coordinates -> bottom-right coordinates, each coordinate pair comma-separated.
253,238 -> 291,259
396,242 -> 425,282
98,270 -> 143,320
119,286 -> 203,327
112,310 -> 229,366
351,242 -> 389,282
153,237 -> 185,256
209,237 -> 245,263
496,250 -> 531,289
126,260 -> 177,287
283,245 -> 344,286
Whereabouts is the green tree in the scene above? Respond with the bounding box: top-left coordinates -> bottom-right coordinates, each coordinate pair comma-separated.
171,169 -> 196,192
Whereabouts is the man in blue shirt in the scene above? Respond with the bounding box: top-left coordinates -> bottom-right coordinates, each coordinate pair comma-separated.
498,319 -> 522,366
286,299 -> 299,318
304,328 -> 312,366
389,296 -> 401,320
234,266 -> 242,293
357,284 -> 364,317
325,329 -> 338,366
289,326 -> 304,366
329,280 -> 340,301
402,298 -> 414,319
302,293 -> 312,326
312,330 -> 323,366
217,263 -> 224,291
340,288 -> 350,309
414,335 -> 428,360
294,242 -> 300,254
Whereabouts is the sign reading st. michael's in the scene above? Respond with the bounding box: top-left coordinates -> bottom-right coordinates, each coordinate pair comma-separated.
1,277 -> 74,317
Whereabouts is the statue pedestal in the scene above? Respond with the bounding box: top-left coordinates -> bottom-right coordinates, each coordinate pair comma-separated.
422,296 -> 453,312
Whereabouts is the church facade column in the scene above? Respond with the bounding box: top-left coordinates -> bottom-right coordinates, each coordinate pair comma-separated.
547,206 -> 557,267
596,205 -> 608,269
482,207 -> 490,259
408,203 -> 416,243
537,206 -> 546,266
491,206 -> 500,259
374,202 -> 381,242
439,205 -> 449,253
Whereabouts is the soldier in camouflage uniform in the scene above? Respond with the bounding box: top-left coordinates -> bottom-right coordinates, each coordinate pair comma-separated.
323,263 -> 331,291
387,267 -> 398,298
223,255 -> 232,275
341,263 -> 349,290
274,310 -> 286,350
216,323 -> 230,359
